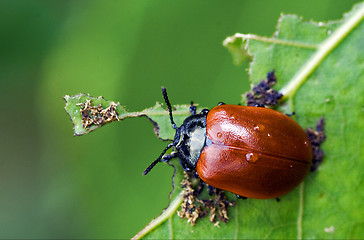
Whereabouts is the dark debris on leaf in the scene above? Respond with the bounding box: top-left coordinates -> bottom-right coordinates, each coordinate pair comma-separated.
307,118 -> 326,172
246,70 -> 283,107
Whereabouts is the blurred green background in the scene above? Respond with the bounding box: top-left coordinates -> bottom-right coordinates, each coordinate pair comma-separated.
0,0 -> 359,238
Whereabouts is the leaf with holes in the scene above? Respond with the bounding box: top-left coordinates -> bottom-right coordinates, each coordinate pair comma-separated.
63,93 -> 193,139
135,3 -> 364,239
63,2 -> 364,239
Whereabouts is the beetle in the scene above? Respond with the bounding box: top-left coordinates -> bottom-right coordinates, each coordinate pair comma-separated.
143,87 -> 313,199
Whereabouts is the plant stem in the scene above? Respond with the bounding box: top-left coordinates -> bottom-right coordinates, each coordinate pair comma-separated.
297,182 -> 305,240
132,192 -> 183,239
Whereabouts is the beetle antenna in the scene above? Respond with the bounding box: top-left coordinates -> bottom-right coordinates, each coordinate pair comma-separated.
143,142 -> 174,175
162,87 -> 177,129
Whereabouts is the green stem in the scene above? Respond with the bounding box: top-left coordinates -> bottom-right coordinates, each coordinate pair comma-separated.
297,182 -> 305,240
280,3 -> 364,99
132,192 -> 183,239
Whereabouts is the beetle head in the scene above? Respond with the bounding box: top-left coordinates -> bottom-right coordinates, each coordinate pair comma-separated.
143,87 -> 208,175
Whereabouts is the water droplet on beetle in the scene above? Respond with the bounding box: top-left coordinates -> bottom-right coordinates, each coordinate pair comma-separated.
253,124 -> 265,131
246,152 -> 259,163
217,132 -> 222,138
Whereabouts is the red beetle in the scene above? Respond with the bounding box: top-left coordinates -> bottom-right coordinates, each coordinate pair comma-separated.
144,87 -> 313,199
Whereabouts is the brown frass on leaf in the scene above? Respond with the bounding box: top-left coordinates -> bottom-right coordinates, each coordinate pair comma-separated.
77,100 -> 119,129
177,172 -> 234,226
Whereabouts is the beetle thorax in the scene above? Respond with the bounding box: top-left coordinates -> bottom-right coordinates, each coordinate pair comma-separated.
174,114 -> 207,171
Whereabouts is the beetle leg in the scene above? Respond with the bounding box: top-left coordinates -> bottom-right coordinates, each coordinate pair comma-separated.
193,178 -> 205,197
253,103 -> 265,108
200,109 -> 209,115
162,151 -> 178,162
286,112 -> 296,117
236,195 -> 248,200
276,198 -> 280,202
208,185 -> 216,195
179,158 -> 192,172
189,102 -> 197,115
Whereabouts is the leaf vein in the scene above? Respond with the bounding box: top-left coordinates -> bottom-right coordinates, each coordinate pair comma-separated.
280,4 -> 364,99
224,33 -> 319,49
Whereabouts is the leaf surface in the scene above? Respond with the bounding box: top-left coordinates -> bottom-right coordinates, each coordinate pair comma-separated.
64,2 -> 364,239
142,3 -> 364,239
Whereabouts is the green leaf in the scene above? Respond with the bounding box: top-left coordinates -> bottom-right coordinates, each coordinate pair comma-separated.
64,2 -> 364,239
138,2 -> 364,239
63,93 -> 193,139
